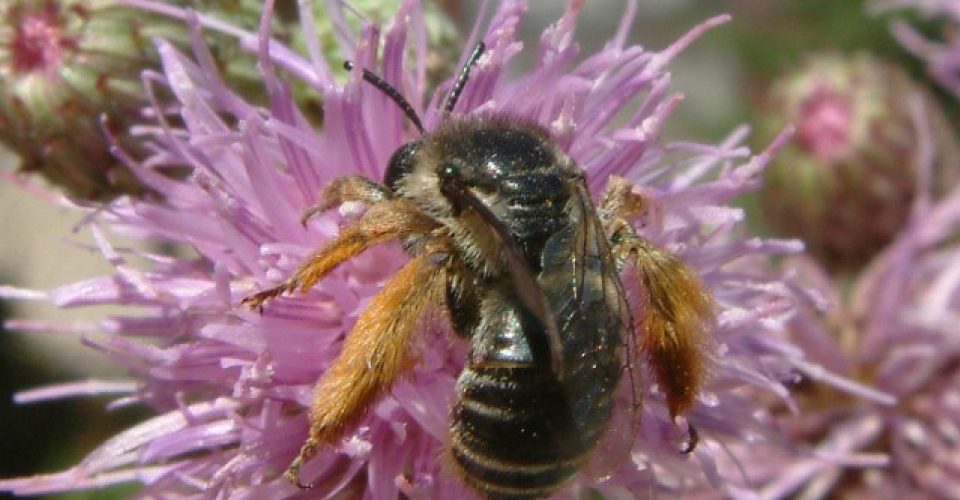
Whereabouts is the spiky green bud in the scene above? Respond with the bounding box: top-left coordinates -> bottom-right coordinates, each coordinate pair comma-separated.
0,1 -> 460,200
1,0 -> 174,199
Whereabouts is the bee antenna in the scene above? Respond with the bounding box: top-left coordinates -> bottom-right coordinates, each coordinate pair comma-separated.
343,61 -> 425,135
443,42 -> 486,116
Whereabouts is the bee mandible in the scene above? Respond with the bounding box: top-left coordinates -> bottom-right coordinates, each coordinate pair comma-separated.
243,41 -> 715,499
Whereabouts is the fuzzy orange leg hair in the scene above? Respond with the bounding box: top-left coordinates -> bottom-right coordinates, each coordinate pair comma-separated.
284,253 -> 446,486
239,182 -> 445,486
600,176 -> 715,452
242,197 -> 435,310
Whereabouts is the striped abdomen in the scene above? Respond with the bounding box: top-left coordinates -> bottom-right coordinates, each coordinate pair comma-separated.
449,297 -> 622,499
450,367 -> 603,499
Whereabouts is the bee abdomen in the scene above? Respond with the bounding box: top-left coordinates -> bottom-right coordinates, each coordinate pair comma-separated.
450,445 -> 580,500
450,365 -> 602,500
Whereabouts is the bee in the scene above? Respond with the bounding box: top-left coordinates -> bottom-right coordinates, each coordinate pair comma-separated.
243,42 -> 715,499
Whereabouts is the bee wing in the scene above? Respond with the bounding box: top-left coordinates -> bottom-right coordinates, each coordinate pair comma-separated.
580,366 -> 641,482
567,183 -> 641,476
441,176 -> 565,375
540,182 -> 637,462
540,182 -> 633,357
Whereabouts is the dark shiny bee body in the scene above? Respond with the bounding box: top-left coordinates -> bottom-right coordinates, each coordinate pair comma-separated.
389,117 -> 628,499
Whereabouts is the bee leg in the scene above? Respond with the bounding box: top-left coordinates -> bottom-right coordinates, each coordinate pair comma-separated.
681,423 -> 699,454
598,175 -> 652,227
242,198 -> 434,310
301,175 -> 393,227
600,176 -> 714,439
284,254 -> 446,487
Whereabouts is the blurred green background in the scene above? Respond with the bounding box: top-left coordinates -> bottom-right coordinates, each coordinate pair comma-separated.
0,0 -> 950,498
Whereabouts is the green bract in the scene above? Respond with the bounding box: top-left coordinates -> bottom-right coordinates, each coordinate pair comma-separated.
0,0 -> 459,200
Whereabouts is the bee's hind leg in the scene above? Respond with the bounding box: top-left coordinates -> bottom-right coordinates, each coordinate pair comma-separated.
599,176 -> 714,453
284,254 -> 447,487
239,176 -> 446,486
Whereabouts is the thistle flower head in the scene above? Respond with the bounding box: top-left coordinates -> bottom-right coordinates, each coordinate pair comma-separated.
0,1 -> 841,498
733,97 -> 960,498
719,4 -> 960,496
760,52 -> 960,271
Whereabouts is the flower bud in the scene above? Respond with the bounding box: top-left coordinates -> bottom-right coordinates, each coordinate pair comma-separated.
0,1 -> 460,200
760,53 -> 960,270
0,0 -> 171,199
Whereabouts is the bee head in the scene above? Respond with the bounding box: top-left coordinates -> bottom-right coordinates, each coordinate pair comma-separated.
384,135 -> 478,221
381,140 -> 465,219
348,41 -> 488,202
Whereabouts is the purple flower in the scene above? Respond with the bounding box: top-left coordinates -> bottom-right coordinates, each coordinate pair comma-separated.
0,1 -> 844,498
874,0 -> 960,98
727,97 -> 960,498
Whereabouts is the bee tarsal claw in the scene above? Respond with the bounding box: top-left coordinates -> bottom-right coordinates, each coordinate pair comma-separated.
300,205 -> 327,228
283,455 -> 314,490
241,285 -> 292,312
680,422 -> 699,454
240,294 -> 268,312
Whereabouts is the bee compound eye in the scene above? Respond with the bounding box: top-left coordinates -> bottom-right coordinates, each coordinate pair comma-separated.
384,142 -> 420,191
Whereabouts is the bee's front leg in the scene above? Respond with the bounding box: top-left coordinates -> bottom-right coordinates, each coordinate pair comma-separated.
599,176 -> 714,453
300,175 -> 393,227
242,198 -> 434,311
